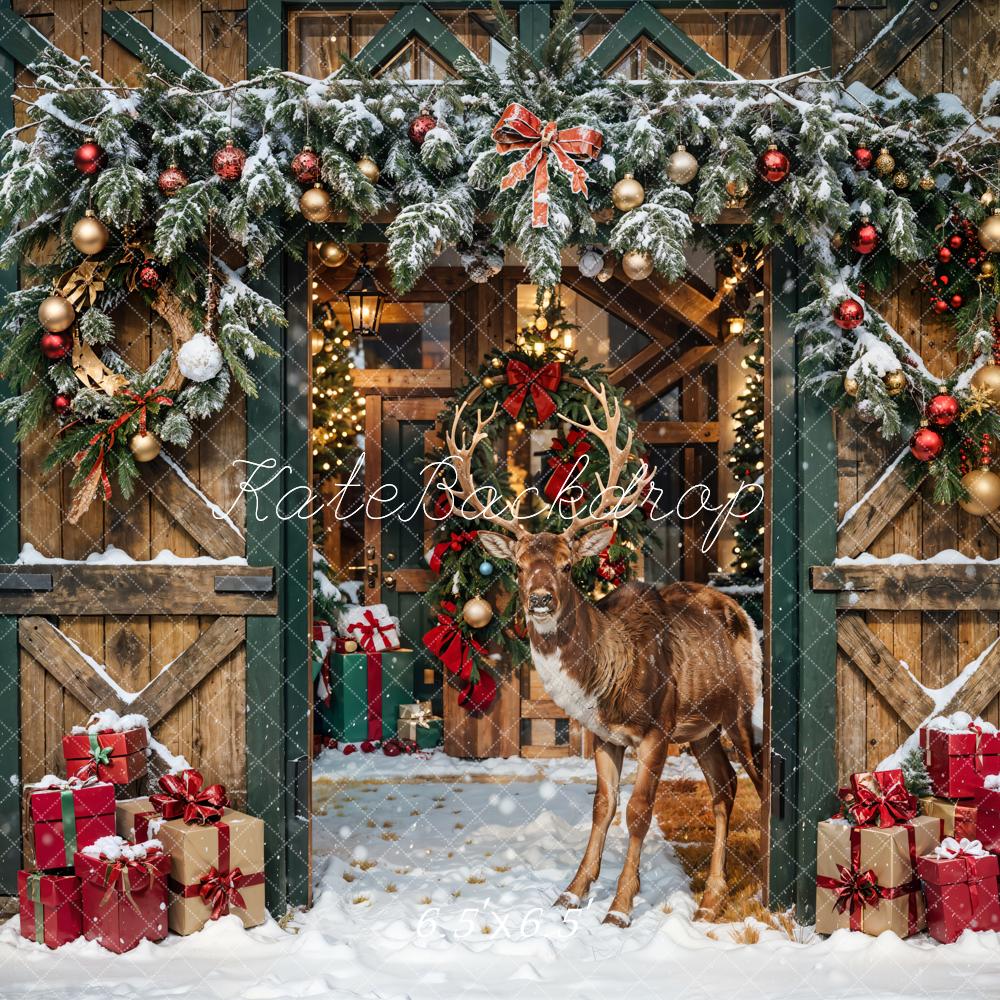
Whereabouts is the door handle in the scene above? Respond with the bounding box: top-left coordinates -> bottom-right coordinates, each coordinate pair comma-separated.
383,574 -> 396,591
365,563 -> 378,588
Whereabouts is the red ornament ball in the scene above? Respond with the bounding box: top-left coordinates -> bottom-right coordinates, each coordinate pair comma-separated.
850,221 -> 879,255
927,392 -> 960,427
910,426 -> 944,462
937,246 -> 953,264
853,146 -> 873,170
833,298 -> 864,330
932,298 -> 950,314
212,140 -> 246,182
40,330 -> 71,360
758,144 -> 789,184
408,114 -> 437,146
74,139 -> 106,175
937,273 -> 950,285
950,293 -> 965,309
948,234 -> 964,251
52,393 -> 73,415
137,259 -> 162,291
291,146 -> 322,185
157,164 -> 188,196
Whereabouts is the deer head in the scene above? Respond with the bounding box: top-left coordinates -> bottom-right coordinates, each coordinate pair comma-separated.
443,379 -> 653,632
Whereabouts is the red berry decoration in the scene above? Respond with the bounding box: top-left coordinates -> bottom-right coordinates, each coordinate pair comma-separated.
52,393 -> 73,415
948,234 -> 964,251
932,298 -> 950,314
40,330 -> 71,360
926,392 -> 960,427
408,113 -> 437,146
950,293 -> 965,309
850,220 -> 879,255
74,138 -> 106,176
853,146 -> 873,170
291,146 -> 322,185
910,425 -> 944,462
937,273 -> 949,286
212,140 -> 246,181
137,258 -> 162,291
157,163 -> 188,196
758,143 -> 789,184
937,246 -> 952,264
833,298 -> 865,330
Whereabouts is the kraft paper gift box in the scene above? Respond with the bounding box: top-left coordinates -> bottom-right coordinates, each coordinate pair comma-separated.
398,701 -> 443,748
919,796 -> 979,840
329,648 -> 414,742
17,871 -> 82,948
29,779 -> 116,870
917,840 -> 1000,943
75,839 -> 170,954
919,724 -> 1000,798
63,725 -> 148,785
815,814 -> 941,936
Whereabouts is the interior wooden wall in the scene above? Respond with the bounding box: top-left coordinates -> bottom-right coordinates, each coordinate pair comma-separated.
13,1 -> 250,798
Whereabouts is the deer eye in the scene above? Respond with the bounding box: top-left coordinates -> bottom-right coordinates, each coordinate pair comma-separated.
561,562 -> 571,573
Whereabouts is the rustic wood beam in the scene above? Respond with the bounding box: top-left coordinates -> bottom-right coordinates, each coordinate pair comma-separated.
0,565 -> 276,616
521,699 -> 569,720
836,457 -> 923,558
352,370 -> 451,391
625,345 -> 718,411
638,421 -> 719,445
0,8 -> 61,65
102,10 -> 207,79
837,614 -> 935,730
812,563 -> 1000,610
940,638 -> 1000,719
840,0 -> 968,87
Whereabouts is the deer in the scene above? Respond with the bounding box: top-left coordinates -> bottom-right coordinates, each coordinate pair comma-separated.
442,379 -> 763,926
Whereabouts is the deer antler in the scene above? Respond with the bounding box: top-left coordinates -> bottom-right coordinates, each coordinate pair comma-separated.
560,379 -> 653,537
443,397 -> 526,536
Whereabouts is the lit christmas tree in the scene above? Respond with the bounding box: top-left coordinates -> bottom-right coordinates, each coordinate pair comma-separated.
514,286 -> 578,360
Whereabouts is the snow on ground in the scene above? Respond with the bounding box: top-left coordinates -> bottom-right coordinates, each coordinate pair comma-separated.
4,759 -> 1000,999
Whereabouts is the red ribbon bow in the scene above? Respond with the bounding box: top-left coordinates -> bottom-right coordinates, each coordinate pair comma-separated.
197,865 -> 248,921
429,531 -> 478,574
849,770 -> 917,828
150,769 -> 229,825
544,429 -> 592,502
100,853 -> 163,911
503,359 -> 562,423
492,103 -> 603,228
347,609 -> 397,653
423,606 -> 487,682
827,862 -> 883,916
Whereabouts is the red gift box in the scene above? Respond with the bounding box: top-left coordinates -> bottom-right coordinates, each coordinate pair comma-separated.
846,769 -> 917,827
974,785 -> 1000,853
29,780 -> 116,870
75,843 -> 170,953
917,846 -> 1000,943
17,870 -> 82,948
63,726 -> 147,784
920,726 -> 1000,798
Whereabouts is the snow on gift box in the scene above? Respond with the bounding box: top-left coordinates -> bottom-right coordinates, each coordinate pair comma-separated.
919,713 -> 1000,798
62,712 -> 149,785
917,838 -> 1000,944
17,870 -> 82,949
27,776 -> 116,870
74,836 -> 170,954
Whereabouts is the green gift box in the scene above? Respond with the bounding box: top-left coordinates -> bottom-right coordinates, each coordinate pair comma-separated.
326,649 -> 414,742
398,718 -> 443,748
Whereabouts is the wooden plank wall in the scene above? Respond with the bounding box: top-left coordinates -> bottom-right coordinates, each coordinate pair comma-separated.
832,7 -> 999,780
13,1 -> 250,799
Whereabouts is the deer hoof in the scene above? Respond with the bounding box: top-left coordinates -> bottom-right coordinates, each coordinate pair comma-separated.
694,896 -> 724,922
603,910 -> 631,928
554,891 -> 581,909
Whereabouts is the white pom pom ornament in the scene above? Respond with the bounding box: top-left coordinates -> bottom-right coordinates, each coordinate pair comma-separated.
177,334 -> 224,383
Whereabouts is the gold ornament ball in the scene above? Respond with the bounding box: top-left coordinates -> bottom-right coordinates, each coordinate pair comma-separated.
356,156 -> 380,184
982,190 -> 996,207
874,148 -> 895,176
843,375 -> 859,397
462,595 -> 493,629
128,431 -> 161,463
621,250 -> 654,281
596,260 -> 615,283
317,242 -> 348,268
892,171 -> 909,190
666,144 -> 699,185
71,210 -> 109,255
725,178 -> 749,202
534,315 -> 548,332
980,260 -> 995,278
883,369 -> 907,396
299,183 -> 331,223
918,173 -> 936,192
959,466 -> 1000,516
612,173 -> 645,212
971,363 -> 1000,406
310,329 -> 326,356
978,210 -> 1000,253
38,293 -> 75,333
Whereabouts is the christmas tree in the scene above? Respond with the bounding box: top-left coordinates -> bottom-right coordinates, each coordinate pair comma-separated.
515,286 -> 579,360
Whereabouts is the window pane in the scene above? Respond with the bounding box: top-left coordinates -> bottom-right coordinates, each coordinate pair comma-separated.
294,14 -> 349,77
361,300 -> 451,371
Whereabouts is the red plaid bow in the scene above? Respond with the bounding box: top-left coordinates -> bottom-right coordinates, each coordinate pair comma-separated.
492,103 -> 602,228
849,770 -> 917,828
429,531 -> 478,573
150,769 -> 229,825
503,359 -> 562,423
197,866 -> 248,921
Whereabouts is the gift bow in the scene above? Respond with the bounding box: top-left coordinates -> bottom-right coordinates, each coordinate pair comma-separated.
503,359 -> 562,423
347,609 -> 397,652
197,865 -> 248,921
72,735 -> 112,780
849,771 -> 917,828
827,862 -> 883,916
429,531 -> 478,574
150,769 -> 229,825
423,609 -> 486,682
492,103 -> 602,228
935,836 -> 989,859
100,854 -> 162,912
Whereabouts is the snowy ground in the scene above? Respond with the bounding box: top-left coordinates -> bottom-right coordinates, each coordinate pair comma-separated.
4,753 -> 1000,999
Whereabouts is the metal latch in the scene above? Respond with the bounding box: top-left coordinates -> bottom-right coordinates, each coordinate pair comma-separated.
214,574 -> 273,594
0,572 -> 53,591
289,755 -> 310,821
770,751 -> 786,820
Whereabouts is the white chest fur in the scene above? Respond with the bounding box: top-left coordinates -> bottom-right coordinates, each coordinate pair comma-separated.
529,643 -> 628,746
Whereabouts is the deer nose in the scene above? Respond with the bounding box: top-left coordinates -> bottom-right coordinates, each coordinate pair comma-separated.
528,591 -> 554,611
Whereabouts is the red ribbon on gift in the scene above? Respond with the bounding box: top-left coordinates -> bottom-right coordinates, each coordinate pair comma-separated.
100,853 -> 164,912
429,531 -> 478,574
544,429 -> 592,502
492,103 -> 602,228
347,609 -> 397,653
150,769 -> 229,825
503,359 -> 562,423
849,770 -> 917,828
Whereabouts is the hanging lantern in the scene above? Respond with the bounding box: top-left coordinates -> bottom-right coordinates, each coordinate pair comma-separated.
344,248 -> 385,339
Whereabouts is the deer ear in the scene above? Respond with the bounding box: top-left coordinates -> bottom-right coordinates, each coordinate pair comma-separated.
477,531 -> 516,562
572,524 -> 615,562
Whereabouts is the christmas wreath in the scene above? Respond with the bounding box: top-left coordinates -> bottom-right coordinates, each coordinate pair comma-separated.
421,342 -> 651,712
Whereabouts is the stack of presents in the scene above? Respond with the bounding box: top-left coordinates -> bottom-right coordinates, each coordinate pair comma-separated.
817,712 -> 1000,942
19,715 -> 265,952
313,602 -> 442,751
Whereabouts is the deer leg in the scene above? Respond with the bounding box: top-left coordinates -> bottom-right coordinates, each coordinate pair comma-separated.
689,730 -> 737,921
556,739 -> 624,908
725,709 -> 764,798
603,729 -> 669,928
